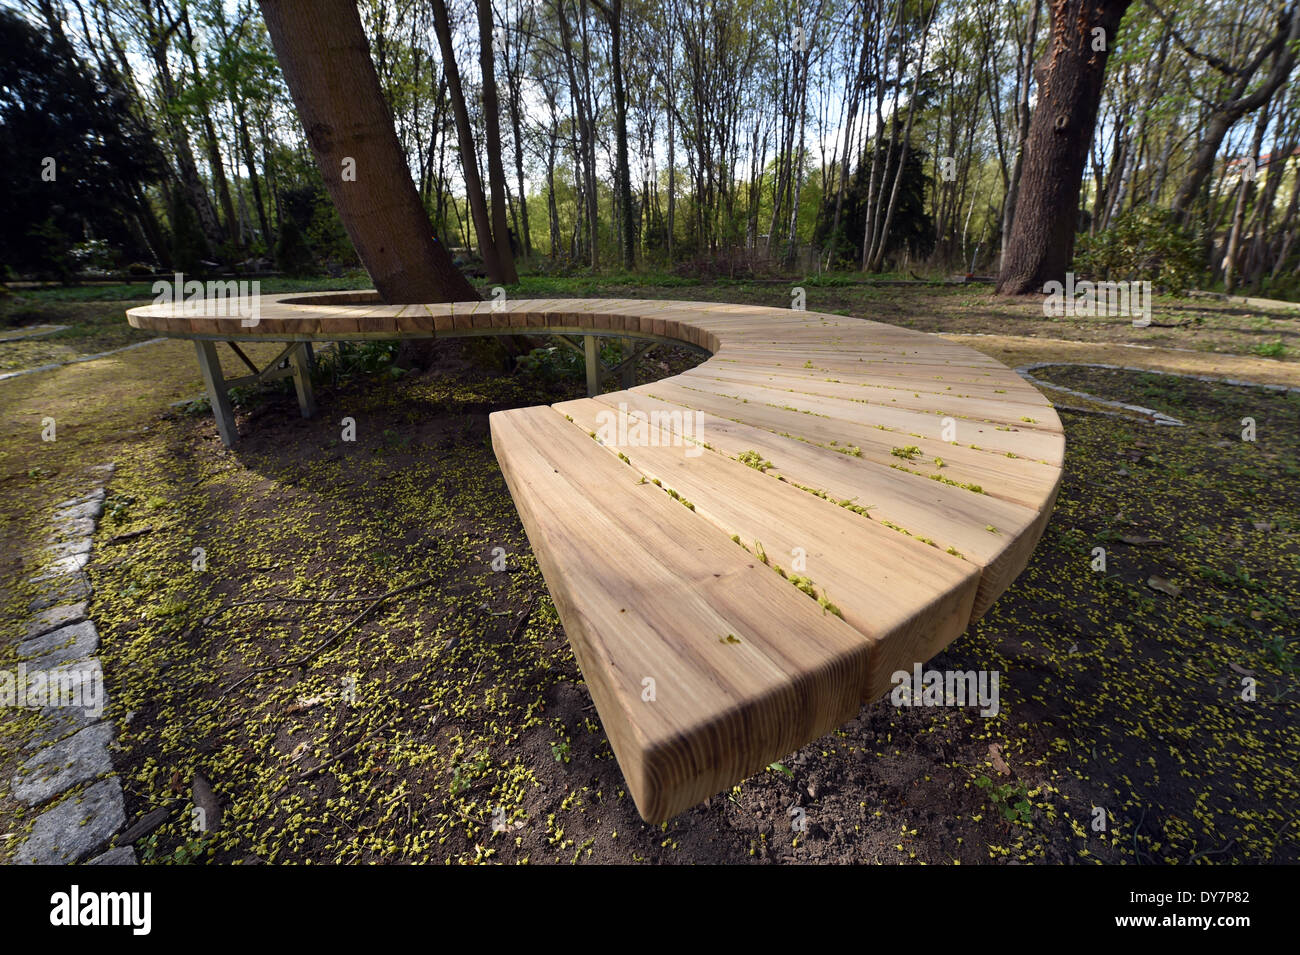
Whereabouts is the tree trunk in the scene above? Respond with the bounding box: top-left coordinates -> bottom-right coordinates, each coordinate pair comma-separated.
258,0 -> 478,303
595,0 -> 635,268
869,0 -> 939,272
1001,0 -> 1041,266
475,0 -> 520,283
238,109 -> 272,247
996,0 -> 1132,296
476,0 -> 519,283
1171,9 -> 1299,219
182,12 -> 239,247
429,0 -> 503,282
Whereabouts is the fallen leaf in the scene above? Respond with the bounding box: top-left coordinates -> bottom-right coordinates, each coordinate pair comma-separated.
1146,576 -> 1182,597
988,744 -> 1011,776
1119,534 -> 1164,546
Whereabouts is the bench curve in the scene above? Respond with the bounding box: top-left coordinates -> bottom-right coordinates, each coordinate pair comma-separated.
127,293 -> 1063,821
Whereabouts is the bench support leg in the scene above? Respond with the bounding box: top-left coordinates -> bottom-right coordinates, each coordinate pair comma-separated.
289,343 -> 316,418
584,334 -> 600,397
194,340 -> 238,447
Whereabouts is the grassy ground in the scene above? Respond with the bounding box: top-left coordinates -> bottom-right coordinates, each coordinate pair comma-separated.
0,275 -> 1295,864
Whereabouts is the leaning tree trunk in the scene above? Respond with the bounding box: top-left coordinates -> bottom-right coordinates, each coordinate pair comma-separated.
257,0 -> 478,304
996,0 -> 1132,296
1171,9 -> 1299,221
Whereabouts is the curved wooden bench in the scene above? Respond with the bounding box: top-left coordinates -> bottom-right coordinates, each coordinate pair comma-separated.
128,293 -> 1064,822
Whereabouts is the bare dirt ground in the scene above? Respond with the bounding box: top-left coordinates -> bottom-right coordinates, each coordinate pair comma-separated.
1,279 -> 1295,864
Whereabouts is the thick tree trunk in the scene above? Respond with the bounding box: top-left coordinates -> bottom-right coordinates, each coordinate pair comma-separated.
258,0 -> 477,303
996,0 -> 1132,296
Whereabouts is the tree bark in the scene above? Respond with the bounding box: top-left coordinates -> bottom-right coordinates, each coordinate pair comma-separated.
594,0 -> 636,268
429,0 -> 503,282
258,0 -> 478,303
996,0 -> 1133,296
476,0 -> 519,283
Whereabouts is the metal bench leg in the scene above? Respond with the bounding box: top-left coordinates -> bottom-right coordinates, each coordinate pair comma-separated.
289,343 -> 316,418
584,334 -> 600,397
194,340 -> 237,447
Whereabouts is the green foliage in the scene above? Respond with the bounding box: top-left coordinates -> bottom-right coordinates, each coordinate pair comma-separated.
974,775 -> 1033,825
273,216 -> 313,276
815,141 -> 934,268
169,195 -> 210,276
24,218 -> 75,282
515,339 -> 627,384
516,345 -> 583,382
311,341 -> 403,384
1075,208 -> 1203,294
69,239 -> 114,273
0,10 -> 164,277
138,832 -> 213,864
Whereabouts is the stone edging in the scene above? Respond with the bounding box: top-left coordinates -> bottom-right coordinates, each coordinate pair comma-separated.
7,463 -> 135,865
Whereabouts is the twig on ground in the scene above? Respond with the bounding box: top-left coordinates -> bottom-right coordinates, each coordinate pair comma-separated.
215,575 -> 440,701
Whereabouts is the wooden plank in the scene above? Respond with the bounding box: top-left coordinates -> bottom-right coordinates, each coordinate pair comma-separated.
683,364 -> 1059,430
636,378 -> 1061,506
491,404 -> 875,823
671,373 -> 1064,463
556,396 -> 980,654
583,390 -> 1055,619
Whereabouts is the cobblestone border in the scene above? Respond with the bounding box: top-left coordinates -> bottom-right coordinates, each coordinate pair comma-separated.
7,463 -> 136,865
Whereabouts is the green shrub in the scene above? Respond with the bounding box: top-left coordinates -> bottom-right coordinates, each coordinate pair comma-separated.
1075,207 -> 1202,294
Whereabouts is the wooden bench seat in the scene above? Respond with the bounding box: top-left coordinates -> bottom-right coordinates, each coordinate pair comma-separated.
127,294 -> 1063,822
